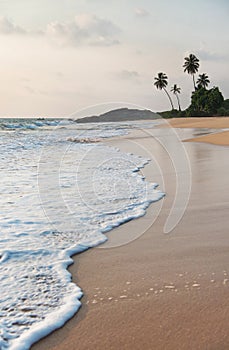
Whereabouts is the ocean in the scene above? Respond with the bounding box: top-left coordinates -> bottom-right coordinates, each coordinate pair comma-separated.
0,118 -> 164,349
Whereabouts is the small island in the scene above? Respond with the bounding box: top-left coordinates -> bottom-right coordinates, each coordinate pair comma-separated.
154,53 -> 229,118
75,107 -> 160,123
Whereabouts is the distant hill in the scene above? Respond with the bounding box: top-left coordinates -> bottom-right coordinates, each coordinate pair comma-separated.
75,108 -> 160,123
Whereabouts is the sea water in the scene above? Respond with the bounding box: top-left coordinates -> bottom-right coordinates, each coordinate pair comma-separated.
0,119 -> 164,349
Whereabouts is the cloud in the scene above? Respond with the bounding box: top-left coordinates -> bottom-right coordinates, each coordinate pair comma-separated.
24,85 -> 35,94
0,17 -> 26,35
116,70 -> 140,80
46,14 -> 121,47
0,14 -> 121,47
134,8 -> 150,17
196,49 -> 227,62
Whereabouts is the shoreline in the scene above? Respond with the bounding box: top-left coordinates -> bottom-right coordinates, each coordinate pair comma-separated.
32,119 -> 229,350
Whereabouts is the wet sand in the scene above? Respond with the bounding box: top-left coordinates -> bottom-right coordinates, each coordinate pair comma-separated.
32,122 -> 229,350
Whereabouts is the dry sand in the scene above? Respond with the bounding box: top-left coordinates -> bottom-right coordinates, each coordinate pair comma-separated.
164,116 -> 229,129
32,119 -> 229,350
184,130 -> 229,146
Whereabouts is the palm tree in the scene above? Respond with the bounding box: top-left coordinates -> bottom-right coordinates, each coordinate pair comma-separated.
197,73 -> 210,89
183,54 -> 200,90
154,72 -> 174,110
171,84 -> 181,111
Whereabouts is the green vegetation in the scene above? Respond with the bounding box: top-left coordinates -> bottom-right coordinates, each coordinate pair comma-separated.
154,53 -> 228,117
217,99 -> 229,116
186,87 -> 224,116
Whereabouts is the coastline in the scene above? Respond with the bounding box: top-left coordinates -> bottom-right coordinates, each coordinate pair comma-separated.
32,118 -> 229,350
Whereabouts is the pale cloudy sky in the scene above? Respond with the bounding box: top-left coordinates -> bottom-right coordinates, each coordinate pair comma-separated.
0,0 -> 228,117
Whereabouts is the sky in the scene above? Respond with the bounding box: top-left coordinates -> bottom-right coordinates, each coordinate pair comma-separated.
0,0 -> 228,117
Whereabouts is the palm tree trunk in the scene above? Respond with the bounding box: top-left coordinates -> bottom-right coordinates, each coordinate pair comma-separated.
175,93 -> 181,111
163,88 -> 174,110
192,74 -> 196,90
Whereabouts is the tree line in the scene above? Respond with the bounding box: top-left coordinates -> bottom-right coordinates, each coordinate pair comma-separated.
154,54 -> 228,117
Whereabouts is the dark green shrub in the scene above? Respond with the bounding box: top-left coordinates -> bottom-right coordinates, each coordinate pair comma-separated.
222,99 -> 229,110
217,107 -> 229,116
188,86 -> 224,115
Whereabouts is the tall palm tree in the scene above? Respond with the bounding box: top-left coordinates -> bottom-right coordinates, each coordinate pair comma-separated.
197,73 -> 210,89
171,84 -> 181,111
154,72 -> 174,110
183,54 -> 200,90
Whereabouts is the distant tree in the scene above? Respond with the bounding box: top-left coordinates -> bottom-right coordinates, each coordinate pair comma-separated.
171,84 -> 181,111
187,86 -> 224,115
217,99 -> 229,115
206,87 -> 224,113
154,72 -> 174,110
197,73 -> 210,89
217,107 -> 228,116
222,99 -> 229,110
183,54 -> 200,90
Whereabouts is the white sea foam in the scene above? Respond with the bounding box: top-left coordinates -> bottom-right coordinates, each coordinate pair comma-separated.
0,119 -> 164,349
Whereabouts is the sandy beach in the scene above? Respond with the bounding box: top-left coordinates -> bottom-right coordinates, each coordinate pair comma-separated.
32,117 -> 229,350
185,130 -> 229,146
163,116 -> 229,129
